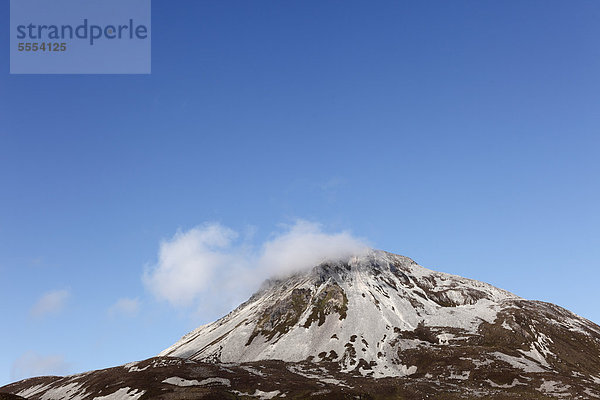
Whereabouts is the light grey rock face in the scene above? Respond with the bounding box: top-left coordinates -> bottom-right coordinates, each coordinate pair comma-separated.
159,250 -> 600,381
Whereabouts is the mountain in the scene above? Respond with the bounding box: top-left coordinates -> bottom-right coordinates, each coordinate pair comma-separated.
3,250 -> 600,399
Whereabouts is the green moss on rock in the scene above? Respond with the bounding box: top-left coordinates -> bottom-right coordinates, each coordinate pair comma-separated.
303,283 -> 348,328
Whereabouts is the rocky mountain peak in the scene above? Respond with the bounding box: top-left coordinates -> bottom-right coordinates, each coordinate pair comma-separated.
4,249 -> 600,399
159,250 -> 525,376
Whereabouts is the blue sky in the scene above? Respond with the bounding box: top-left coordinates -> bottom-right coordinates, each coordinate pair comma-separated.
1,0 -> 599,386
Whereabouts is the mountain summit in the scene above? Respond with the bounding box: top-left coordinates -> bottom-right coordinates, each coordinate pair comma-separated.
160,250 -> 600,380
4,250 -> 600,399
160,250 -> 520,376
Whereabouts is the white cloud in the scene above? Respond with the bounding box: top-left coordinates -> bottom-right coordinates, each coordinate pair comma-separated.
30,289 -> 70,318
143,220 -> 369,309
258,220 -> 369,277
11,351 -> 70,381
108,297 -> 140,317
143,223 -> 242,307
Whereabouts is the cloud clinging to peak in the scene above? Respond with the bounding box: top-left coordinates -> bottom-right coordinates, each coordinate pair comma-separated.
143,220 -> 369,308
259,220 -> 369,277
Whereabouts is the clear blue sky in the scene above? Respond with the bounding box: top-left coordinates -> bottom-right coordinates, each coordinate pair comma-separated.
1,0 -> 599,386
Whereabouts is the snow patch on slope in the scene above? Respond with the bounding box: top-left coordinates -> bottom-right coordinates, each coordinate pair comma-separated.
232,389 -> 281,399
39,382 -> 87,400
92,387 -> 145,400
16,384 -> 52,399
492,352 -> 547,373
162,376 -> 230,386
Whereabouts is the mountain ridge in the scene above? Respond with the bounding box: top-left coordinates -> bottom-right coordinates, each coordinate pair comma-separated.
159,249 -> 600,381
3,249 -> 600,399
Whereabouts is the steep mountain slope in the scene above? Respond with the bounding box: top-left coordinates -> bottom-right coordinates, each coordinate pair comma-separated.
160,250 -> 600,380
3,250 -> 600,399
